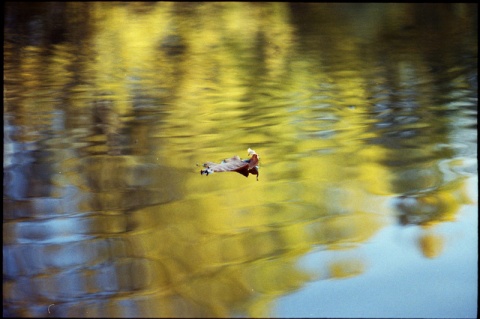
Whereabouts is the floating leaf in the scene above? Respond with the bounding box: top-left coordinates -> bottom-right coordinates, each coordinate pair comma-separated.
200,148 -> 260,180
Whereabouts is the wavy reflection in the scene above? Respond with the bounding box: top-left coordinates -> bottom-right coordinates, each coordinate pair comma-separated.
4,2 -> 477,318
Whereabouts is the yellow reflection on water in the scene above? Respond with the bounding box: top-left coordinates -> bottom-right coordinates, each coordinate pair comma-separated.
3,2 -> 477,318
418,233 -> 445,259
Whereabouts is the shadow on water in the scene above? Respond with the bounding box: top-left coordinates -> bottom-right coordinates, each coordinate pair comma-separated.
3,3 -> 478,318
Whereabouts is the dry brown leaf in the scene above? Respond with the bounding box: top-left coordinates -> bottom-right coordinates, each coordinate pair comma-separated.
200,148 -> 260,180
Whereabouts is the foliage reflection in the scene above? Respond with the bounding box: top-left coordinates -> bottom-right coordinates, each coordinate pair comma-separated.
3,2 -> 477,317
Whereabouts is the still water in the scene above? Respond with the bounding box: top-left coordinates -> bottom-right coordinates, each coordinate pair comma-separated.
3,3 -> 478,318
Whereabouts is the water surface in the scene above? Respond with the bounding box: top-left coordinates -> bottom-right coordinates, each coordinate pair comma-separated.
3,3 -> 478,318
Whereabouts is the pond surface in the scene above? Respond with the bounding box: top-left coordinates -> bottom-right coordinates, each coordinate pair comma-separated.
3,3 -> 478,318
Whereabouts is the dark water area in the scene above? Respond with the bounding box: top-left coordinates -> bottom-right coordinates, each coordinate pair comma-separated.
3,3 -> 478,318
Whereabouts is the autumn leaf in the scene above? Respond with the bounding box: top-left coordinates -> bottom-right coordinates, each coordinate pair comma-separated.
200,148 -> 260,181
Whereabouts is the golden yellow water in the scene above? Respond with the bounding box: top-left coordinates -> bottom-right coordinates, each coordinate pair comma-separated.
3,3 -> 478,317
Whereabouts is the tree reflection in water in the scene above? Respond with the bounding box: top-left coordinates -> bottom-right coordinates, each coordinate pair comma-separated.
3,2 -> 477,318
